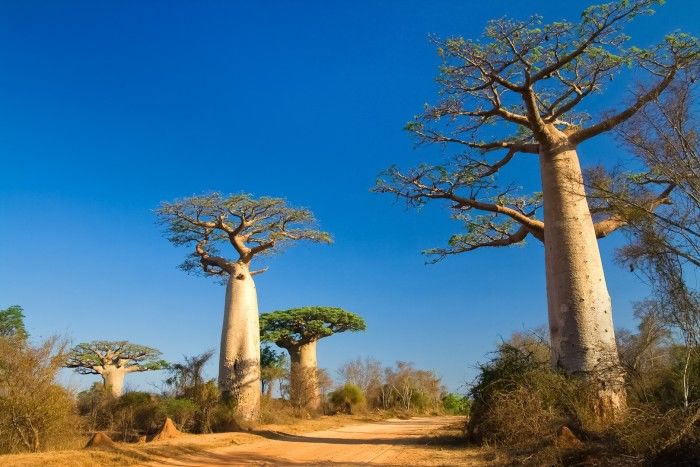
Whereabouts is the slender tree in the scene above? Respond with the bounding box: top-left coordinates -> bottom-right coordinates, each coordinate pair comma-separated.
157,193 -> 331,422
260,345 -> 288,398
0,305 -> 27,339
375,0 -> 699,418
65,341 -> 168,396
260,307 -> 366,410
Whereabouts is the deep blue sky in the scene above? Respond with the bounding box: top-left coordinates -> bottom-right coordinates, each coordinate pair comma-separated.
1,1 -> 698,393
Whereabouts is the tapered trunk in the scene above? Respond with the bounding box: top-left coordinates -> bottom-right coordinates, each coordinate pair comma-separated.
540,144 -> 626,419
101,365 -> 127,397
219,262 -> 261,423
288,340 -> 320,411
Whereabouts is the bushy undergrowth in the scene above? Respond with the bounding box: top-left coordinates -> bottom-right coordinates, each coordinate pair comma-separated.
328,383 -> 365,414
468,344 -> 591,454
0,336 -> 82,454
469,337 -> 700,465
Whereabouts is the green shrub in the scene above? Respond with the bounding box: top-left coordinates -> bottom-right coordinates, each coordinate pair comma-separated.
328,384 -> 365,414
112,391 -> 162,439
441,393 -> 471,415
158,398 -> 198,432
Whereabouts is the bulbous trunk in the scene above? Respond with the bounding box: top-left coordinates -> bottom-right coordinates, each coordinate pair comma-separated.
101,365 -> 127,397
219,262 -> 261,423
288,340 -> 320,411
539,145 -> 626,419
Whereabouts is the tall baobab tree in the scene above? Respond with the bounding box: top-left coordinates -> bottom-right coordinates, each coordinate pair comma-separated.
157,193 -> 331,422
65,341 -> 168,396
260,307 -> 366,411
375,0 -> 699,418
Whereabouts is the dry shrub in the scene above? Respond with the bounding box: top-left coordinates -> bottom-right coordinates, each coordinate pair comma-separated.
613,403 -> 700,462
0,336 -> 82,453
258,397 -> 298,424
478,386 -> 562,451
468,343 -> 596,464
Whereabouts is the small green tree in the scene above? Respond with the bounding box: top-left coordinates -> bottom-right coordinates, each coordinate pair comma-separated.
0,305 -> 27,339
260,307 -> 366,411
442,393 -> 471,416
66,341 -> 168,396
260,345 -> 288,398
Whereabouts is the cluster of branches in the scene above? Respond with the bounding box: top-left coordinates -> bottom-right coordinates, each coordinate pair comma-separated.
374,0 -> 699,261
157,193 -> 331,277
65,341 -> 167,374
337,359 -> 444,413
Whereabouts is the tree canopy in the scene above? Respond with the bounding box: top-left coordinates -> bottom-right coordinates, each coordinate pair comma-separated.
0,305 -> 27,339
260,307 -> 367,348
374,0 -> 699,261
156,193 -> 332,276
65,341 -> 168,374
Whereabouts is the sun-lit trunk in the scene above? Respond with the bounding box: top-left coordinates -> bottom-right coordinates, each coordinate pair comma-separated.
539,144 -> 626,419
101,365 -> 127,397
288,340 -> 320,411
219,261 -> 261,423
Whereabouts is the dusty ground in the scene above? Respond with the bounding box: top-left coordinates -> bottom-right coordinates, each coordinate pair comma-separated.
144,416 -> 496,466
2,415 -> 499,466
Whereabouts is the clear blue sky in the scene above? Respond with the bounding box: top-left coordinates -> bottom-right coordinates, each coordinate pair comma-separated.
1,1 -> 698,393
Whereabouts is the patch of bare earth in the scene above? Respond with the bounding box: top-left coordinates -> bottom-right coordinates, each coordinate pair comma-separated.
1,415 -> 496,466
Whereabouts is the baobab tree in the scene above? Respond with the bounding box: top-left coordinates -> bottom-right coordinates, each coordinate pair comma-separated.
375,0 -> 699,418
66,341 -> 168,396
157,193 -> 331,422
260,306 -> 366,411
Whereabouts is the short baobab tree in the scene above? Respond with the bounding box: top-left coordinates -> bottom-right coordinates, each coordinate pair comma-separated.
260,307 -> 366,411
65,341 -> 168,396
157,193 -> 331,422
375,0 -> 699,419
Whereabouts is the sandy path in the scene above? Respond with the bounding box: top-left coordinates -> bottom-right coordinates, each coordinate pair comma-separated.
143,416 -> 468,466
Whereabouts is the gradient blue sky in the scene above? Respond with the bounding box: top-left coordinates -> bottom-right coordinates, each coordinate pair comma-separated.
1,1 -> 698,393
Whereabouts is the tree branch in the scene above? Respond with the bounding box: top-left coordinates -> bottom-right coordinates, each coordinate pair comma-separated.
570,68 -> 678,144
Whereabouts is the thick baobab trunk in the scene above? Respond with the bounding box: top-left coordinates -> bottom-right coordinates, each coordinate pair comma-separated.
288,340 -> 320,411
539,143 -> 626,419
101,366 -> 127,397
219,261 -> 261,423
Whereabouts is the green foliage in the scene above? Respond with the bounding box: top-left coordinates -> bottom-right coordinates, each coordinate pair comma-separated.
261,345 -> 288,396
328,383 -> 365,414
0,305 -> 27,339
111,392 -> 162,439
165,350 -> 220,433
260,307 -> 366,347
158,398 -> 198,431
66,340 -> 168,374
441,393 -> 471,415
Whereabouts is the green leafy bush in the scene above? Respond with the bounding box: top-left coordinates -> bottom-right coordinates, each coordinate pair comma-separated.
328,383 -> 365,414
441,393 -> 471,415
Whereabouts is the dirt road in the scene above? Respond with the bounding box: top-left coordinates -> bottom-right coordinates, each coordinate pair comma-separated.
143,416 -> 485,466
